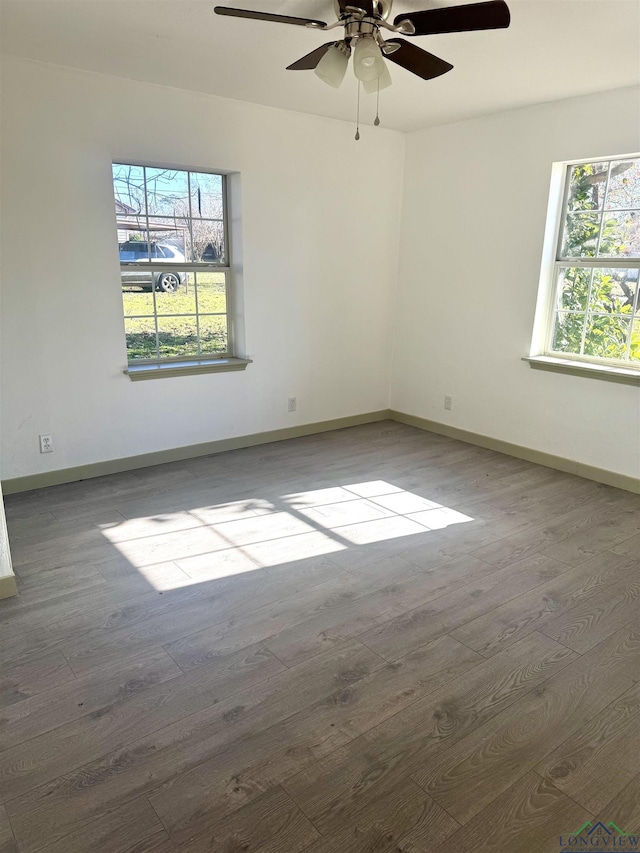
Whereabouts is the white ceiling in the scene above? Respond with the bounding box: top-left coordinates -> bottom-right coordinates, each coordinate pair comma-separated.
1,0 -> 639,132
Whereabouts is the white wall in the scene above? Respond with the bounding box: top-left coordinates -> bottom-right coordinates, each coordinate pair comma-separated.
0,56 -> 404,481
391,87 -> 640,479
2,58 -> 639,486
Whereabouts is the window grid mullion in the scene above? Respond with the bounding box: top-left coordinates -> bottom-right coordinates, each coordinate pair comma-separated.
557,258 -> 640,267
578,268 -> 594,356
568,205 -> 639,217
225,270 -> 231,352
194,272 -> 201,357
116,163 -> 231,365
125,312 -> 228,320
593,163 -> 613,259
187,171 -> 195,267
143,166 -> 160,360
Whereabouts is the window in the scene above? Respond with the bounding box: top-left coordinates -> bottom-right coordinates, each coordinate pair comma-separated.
540,156 -> 640,371
112,163 -> 239,369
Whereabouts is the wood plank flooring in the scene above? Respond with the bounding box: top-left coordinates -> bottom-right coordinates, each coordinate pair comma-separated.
1,421 -> 639,852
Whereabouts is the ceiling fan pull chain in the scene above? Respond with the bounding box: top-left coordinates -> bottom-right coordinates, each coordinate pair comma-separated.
355,80 -> 361,140
374,77 -> 381,126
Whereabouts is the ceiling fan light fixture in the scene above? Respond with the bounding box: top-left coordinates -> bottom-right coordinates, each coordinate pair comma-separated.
314,42 -> 350,88
363,58 -> 392,92
221,0 -> 511,104
353,36 -> 385,83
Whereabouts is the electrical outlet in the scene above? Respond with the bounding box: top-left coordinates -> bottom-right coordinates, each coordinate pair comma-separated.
39,434 -> 54,453
288,397 -> 297,413
444,395 -> 453,411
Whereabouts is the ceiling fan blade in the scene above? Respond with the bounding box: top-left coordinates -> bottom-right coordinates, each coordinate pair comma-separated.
214,6 -> 327,28
394,1 -> 510,36
383,39 -> 453,80
287,43 -> 337,71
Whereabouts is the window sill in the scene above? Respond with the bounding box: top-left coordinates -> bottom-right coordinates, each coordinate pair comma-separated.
124,357 -> 252,381
523,355 -> 640,386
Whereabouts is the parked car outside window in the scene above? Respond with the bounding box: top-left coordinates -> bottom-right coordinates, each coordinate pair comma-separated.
119,241 -> 186,292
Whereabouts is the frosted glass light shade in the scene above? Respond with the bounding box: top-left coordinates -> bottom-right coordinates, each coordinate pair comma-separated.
363,59 -> 392,93
314,45 -> 349,88
353,37 -> 385,83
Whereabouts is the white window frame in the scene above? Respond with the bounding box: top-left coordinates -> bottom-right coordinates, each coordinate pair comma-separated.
113,162 -> 250,379
528,153 -> 640,384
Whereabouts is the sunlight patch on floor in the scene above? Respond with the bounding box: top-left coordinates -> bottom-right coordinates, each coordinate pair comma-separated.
102,481 -> 474,590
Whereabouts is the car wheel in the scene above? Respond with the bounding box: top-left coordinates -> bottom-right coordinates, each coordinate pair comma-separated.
156,273 -> 181,293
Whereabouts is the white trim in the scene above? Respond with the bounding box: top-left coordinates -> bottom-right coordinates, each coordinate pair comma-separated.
530,152 -> 640,369
530,161 -> 566,356
4,409 -> 638,497
124,356 -> 252,380
523,354 -> 640,385
1,411 -> 391,494
0,576 -> 18,601
390,410 -> 640,494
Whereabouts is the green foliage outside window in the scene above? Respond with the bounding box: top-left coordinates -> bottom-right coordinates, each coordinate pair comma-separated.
551,159 -> 640,364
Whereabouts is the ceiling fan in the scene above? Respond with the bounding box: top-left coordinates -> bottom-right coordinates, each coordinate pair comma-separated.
214,0 -> 511,90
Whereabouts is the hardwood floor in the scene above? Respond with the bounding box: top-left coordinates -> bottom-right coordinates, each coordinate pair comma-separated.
1,421 -> 639,852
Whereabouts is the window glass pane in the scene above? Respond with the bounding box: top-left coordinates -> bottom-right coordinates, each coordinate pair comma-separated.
146,218 -> 189,262
145,168 -> 190,218
566,163 -> 609,212
557,267 -> 591,311
119,239 -> 151,262
122,289 -> 155,316
561,213 -> 600,257
113,163 -> 230,365
117,215 -> 148,247
199,316 -> 228,355
583,314 -> 630,359
597,211 -> 640,257
155,274 -> 196,314
195,272 -> 227,313
157,316 -> 200,359
125,317 -> 157,360
189,220 -> 225,263
120,264 -> 154,291
605,160 -> 640,210
548,157 -> 640,367
190,172 -> 224,219
113,164 -> 146,216
552,311 -> 584,354
630,319 -> 640,361
588,269 -> 637,315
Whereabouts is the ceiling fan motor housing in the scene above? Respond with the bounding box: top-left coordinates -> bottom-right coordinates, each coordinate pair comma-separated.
344,16 -> 378,41
334,0 -> 393,21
